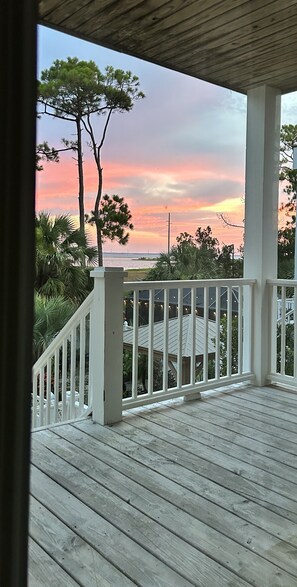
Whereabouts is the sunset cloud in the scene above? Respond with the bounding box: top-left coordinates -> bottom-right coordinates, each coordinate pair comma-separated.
36,152 -> 245,251
37,26 -> 297,254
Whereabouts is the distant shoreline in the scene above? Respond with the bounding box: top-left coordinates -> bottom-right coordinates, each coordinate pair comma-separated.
133,256 -> 158,261
103,252 -> 160,258
102,253 -> 157,271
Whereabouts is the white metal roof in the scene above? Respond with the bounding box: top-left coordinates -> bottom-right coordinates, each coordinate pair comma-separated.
123,314 -> 216,358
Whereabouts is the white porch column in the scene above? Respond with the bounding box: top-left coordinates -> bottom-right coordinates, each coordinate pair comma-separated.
90,267 -> 125,425
244,85 -> 281,385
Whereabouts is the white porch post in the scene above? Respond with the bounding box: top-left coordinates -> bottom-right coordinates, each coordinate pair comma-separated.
244,85 -> 281,385
90,267 -> 125,425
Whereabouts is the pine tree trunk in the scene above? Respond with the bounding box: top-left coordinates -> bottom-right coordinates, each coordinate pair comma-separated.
96,223 -> 103,266
94,160 -> 103,266
76,119 -> 85,235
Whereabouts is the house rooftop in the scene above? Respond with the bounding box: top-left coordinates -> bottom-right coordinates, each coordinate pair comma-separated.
123,314 -> 216,359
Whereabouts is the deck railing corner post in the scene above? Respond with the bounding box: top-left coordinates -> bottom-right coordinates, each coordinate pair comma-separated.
90,267 -> 125,425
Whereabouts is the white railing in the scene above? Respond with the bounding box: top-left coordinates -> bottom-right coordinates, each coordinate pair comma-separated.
32,272 -> 256,427
32,292 -> 93,429
122,278 -> 255,409
267,279 -> 297,388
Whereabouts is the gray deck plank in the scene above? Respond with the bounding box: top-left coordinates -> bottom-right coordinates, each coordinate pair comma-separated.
51,423 -> 297,547
76,421 -> 297,523
196,394 -> 297,438
77,422 -> 297,522
122,413 -> 297,499
28,538 -> 80,587
31,439 -> 251,587
222,387 -> 297,414
259,386 -> 297,401
29,386 -> 297,587
29,497 -> 135,587
167,399 -> 297,456
30,465 -> 193,587
206,389 -> 297,425
32,427 -> 297,583
136,406 -> 297,476
228,386 -> 297,408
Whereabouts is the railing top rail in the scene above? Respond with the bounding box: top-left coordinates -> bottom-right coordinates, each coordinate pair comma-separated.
124,278 -> 256,290
267,279 -> 297,286
33,291 -> 94,373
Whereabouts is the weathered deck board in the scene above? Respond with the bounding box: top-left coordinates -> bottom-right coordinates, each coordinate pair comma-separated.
28,538 -> 80,587
72,418 -> 297,522
47,422 -> 297,546
120,415 -> 297,500
31,440 -> 249,587
194,392 -> 297,439
137,404 -> 297,472
32,426 -> 297,582
30,465 -> 193,587
29,496 -> 135,587
29,385 -> 297,587
167,397 -> 297,456
207,388 -> 297,426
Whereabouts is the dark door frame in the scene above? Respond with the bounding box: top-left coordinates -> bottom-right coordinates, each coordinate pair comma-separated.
0,1 -> 37,584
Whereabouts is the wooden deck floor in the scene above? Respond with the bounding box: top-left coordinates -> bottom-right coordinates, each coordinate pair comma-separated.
29,385 -> 297,587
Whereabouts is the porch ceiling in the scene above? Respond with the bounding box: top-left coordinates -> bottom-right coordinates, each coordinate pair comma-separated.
38,0 -> 297,95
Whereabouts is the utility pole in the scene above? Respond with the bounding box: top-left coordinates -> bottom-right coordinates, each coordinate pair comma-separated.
167,212 -> 171,255
293,146 -> 297,280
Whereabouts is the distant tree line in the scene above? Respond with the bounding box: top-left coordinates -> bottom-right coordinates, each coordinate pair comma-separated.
146,226 -> 242,281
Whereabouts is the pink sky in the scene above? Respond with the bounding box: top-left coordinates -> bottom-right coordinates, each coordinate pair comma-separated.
36,153 -> 245,253
36,26 -> 297,255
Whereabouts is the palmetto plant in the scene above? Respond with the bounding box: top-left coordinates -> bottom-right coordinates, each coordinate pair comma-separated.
35,212 -> 97,302
33,294 -> 76,362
